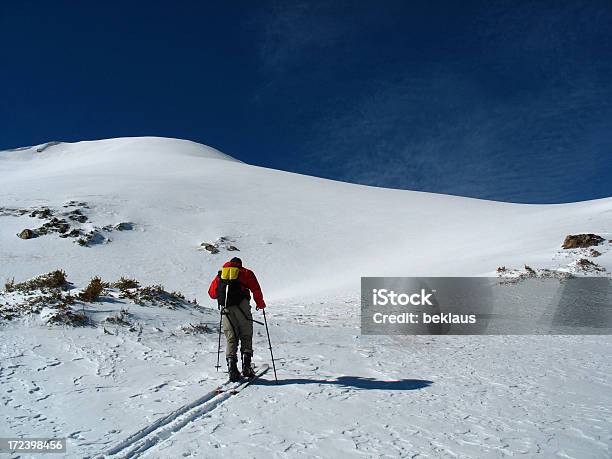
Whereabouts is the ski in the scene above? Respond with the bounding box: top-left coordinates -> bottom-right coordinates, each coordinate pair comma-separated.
215,364 -> 269,394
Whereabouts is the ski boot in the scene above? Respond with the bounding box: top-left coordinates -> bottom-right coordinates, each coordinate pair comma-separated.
242,352 -> 256,379
227,357 -> 241,382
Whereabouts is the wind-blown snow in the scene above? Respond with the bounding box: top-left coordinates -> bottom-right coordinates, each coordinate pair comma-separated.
0,137 -> 610,458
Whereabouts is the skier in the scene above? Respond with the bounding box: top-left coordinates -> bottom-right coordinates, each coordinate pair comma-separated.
208,257 -> 266,382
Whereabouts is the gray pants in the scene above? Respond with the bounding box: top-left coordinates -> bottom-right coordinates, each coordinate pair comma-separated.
223,298 -> 253,359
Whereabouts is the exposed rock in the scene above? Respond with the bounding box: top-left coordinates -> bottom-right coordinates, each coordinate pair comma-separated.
76,230 -> 107,247
67,210 -> 88,223
0,207 -> 29,217
114,222 -> 134,231
77,232 -> 92,246
201,243 -> 219,254
562,234 -> 605,249
4,202 -> 132,247
181,323 -> 212,334
30,208 -> 53,219
59,228 -> 82,239
18,229 -> 35,239
199,236 -> 239,253
42,218 -> 70,234
35,141 -> 61,153
575,258 -> 606,272
63,200 -> 87,208
589,249 -> 602,257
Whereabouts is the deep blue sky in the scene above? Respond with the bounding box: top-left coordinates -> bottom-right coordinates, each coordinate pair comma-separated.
1,1 -> 611,203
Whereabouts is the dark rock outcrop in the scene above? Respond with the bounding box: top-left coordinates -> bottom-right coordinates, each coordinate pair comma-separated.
201,243 -> 219,254
114,222 -> 134,231
18,229 -> 35,239
562,234 -> 605,249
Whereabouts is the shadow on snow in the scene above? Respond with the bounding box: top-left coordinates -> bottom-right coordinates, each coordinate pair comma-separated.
255,376 -> 433,391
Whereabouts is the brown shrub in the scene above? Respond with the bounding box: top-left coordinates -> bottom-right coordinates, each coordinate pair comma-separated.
46,309 -> 87,326
79,277 -> 104,302
576,258 -> 605,272
12,270 -> 68,292
112,277 -> 140,291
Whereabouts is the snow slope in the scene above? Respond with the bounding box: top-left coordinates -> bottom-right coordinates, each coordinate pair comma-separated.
1,136 -> 610,300
1,137 -> 611,458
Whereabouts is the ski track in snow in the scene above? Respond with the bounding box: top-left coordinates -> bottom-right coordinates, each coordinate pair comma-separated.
97,366 -> 269,459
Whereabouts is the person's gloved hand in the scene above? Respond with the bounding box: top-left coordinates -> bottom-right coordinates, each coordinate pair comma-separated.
256,303 -> 266,310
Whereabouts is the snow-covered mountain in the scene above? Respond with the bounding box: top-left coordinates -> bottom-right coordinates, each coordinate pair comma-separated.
1,137 -> 610,300
1,137 -> 611,458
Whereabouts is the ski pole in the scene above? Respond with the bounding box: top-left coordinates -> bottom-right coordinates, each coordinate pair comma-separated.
236,306 -> 264,325
215,309 -> 223,371
215,285 -> 229,371
262,308 -> 278,384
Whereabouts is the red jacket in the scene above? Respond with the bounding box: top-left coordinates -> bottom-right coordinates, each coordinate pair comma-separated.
208,261 -> 266,309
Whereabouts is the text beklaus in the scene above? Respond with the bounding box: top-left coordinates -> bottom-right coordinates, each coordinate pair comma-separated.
371,288 -> 477,325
